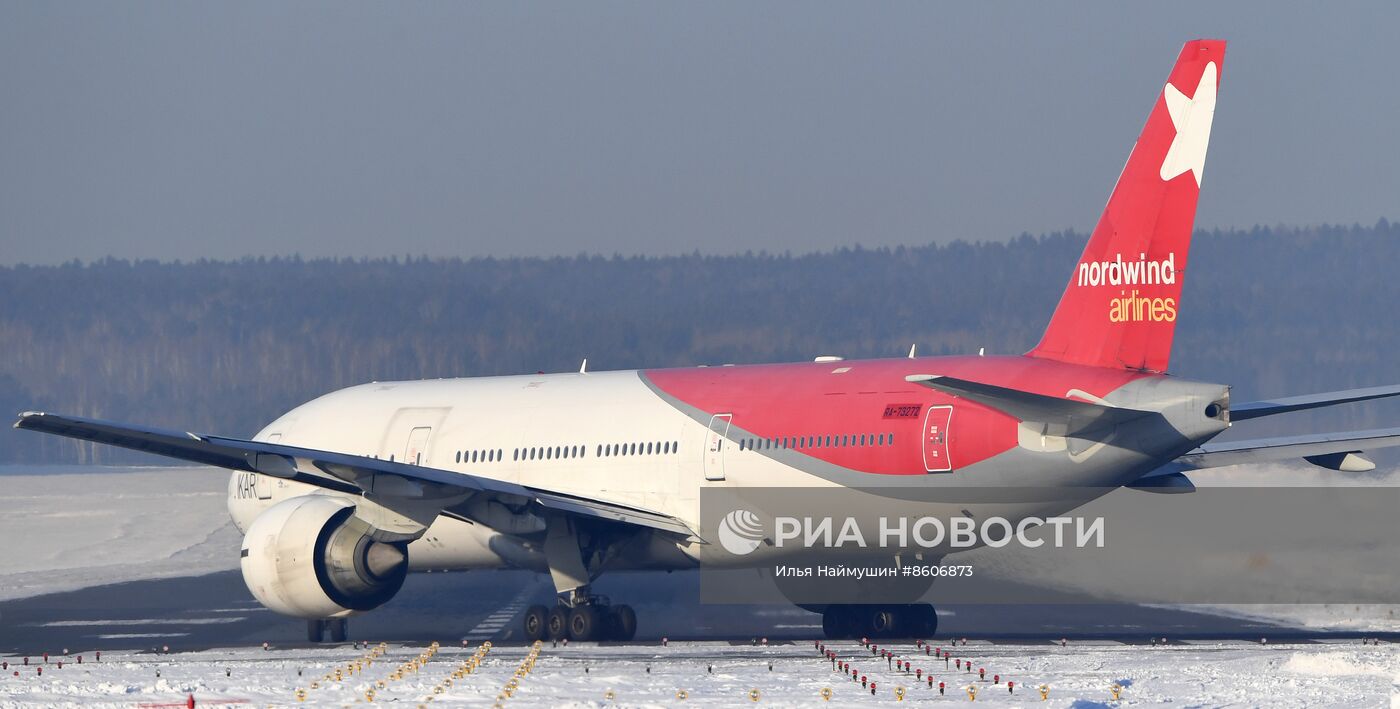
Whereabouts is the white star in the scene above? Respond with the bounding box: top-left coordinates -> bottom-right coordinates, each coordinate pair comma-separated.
1158,61 -> 1218,186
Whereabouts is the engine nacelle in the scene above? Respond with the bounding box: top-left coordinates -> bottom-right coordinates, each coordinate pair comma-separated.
240,495 -> 409,619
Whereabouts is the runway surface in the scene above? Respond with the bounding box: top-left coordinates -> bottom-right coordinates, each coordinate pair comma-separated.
3,567 -> 1395,657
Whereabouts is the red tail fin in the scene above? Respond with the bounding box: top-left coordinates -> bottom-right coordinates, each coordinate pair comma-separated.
1029,40 -> 1225,372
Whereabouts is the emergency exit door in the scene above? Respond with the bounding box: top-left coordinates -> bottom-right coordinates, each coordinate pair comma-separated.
403,426 -> 433,466
922,406 -> 952,472
703,414 -> 732,481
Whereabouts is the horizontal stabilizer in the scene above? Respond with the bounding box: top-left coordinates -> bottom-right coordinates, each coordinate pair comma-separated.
14,411 -> 695,537
1175,427 -> 1400,470
1231,384 -> 1400,422
905,374 -> 1155,436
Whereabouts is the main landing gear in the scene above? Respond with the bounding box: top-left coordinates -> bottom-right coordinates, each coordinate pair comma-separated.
307,617 -> 348,643
821,603 -> 937,639
523,595 -> 637,642
532,518 -> 637,641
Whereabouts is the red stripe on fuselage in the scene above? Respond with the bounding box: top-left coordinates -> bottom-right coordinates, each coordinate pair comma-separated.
644,355 -> 1153,475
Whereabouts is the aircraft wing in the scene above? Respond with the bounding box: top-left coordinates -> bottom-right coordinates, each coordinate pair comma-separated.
1231,384 -> 1400,421
13,411 -> 696,538
905,374 -> 1156,435
1173,427 -> 1400,471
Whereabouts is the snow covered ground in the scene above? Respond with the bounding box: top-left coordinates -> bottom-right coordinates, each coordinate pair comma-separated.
0,639 -> 1395,707
0,466 -> 238,601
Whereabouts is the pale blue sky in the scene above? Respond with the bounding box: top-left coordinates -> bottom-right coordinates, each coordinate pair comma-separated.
1,2 -> 1396,264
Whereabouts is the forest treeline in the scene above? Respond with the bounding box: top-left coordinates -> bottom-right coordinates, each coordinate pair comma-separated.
3,221 -> 1399,464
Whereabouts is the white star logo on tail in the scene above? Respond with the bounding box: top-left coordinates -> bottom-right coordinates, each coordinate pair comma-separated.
1158,61 -> 1218,186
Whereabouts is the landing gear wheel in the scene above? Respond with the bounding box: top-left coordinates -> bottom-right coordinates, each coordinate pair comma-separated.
568,606 -> 602,641
821,606 -> 856,639
328,618 -> 348,643
307,619 -> 326,643
523,605 -> 549,641
906,603 -> 938,638
610,605 -> 637,641
869,606 -> 897,638
546,607 -> 569,640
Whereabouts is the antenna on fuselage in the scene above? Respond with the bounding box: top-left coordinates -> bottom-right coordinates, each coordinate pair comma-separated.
908,344 -> 917,359
579,358 -> 588,374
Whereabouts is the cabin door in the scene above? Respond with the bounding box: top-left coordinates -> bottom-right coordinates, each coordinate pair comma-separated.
703,414 -> 732,481
403,426 -> 433,466
922,405 -> 953,472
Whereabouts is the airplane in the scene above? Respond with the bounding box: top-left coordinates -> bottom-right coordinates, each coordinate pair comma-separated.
17,39 -> 1400,643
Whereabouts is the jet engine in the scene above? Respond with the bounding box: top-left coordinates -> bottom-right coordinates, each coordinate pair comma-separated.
240,494 -> 409,619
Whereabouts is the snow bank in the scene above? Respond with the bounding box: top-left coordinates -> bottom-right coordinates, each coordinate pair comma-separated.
1282,651 -> 1388,677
